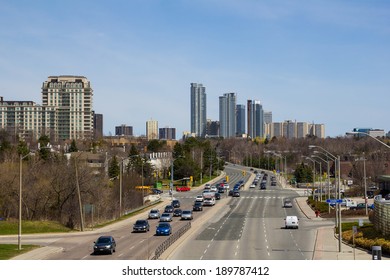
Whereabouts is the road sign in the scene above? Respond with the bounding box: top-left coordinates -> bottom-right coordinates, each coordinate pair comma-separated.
326,199 -> 343,204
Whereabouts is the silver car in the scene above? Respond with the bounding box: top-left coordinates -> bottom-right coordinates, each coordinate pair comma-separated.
160,213 -> 173,222
181,210 -> 193,220
148,209 -> 160,219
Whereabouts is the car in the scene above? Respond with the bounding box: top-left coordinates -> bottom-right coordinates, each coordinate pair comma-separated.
193,201 -> 203,211
196,195 -> 204,202
151,188 -> 163,194
148,209 -> 160,219
285,216 -> 299,229
350,203 -> 374,210
218,187 -> 225,193
210,186 -> 218,192
385,193 -> 390,200
156,222 -> 172,236
204,183 -> 211,190
283,200 -> 293,208
271,181 -> 277,186
366,191 -> 375,199
164,205 -> 174,213
233,190 -> 240,197
260,183 -> 266,190
176,186 -> 190,192
181,210 -> 193,220
160,213 -> 173,222
214,192 -> 221,200
173,208 -> 182,217
133,219 -> 150,232
250,184 -> 256,188
228,189 -> 234,196
93,236 -> 116,254
171,199 -> 181,208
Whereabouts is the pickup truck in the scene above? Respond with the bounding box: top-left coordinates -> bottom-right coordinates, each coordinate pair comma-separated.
330,198 -> 357,208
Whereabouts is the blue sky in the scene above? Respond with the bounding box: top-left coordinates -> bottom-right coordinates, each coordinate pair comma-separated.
0,0 -> 389,137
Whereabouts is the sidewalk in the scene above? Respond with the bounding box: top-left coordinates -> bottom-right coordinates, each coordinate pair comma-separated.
295,196 -> 388,260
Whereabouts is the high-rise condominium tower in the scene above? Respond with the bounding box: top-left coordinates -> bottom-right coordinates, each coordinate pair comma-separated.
146,119 -> 158,140
236,104 -> 246,136
190,83 -> 207,137
247,100 -> 264,139
42,75 -> 94,141
219,93 -> 237,138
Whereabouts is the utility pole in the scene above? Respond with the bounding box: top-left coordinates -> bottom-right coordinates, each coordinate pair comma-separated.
74,158 -> 84,232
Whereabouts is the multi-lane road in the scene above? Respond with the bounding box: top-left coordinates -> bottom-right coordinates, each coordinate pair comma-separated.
1,163 -> 333,260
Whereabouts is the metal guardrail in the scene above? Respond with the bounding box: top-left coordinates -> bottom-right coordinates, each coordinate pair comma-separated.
151,222 -> 191,260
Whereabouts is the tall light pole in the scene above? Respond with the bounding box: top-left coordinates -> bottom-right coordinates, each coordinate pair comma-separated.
128,154 -> 145,206
309,145 -> 342,252
354,153 -> 368,216
346,131 -> 390,149
347,131 -> 390,215
303,156 -> 316,198
19,153 -> 31,250
363,153 -> 368,216
312,154 -> 331,212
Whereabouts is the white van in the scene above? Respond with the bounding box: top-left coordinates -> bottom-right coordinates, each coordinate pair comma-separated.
284,216 -> 299,229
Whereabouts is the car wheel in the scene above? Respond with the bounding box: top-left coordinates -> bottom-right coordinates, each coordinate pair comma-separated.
110,248 -> 113,254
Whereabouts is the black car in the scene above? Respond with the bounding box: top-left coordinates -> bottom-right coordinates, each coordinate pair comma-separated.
93,236 -> 116,254
193,201 -> 203,211
173,208 -> 182,217
133,219 -> 150,232
233,190 -> 240,197
171,199 -> 181,208
215,192 -> 221,200
151,188 -> 163,194
164,205 -> 174,213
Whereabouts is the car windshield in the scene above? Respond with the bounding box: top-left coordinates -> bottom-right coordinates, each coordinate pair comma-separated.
97,237 -> 110,243
182,211 -> 191,214
162,213 -> 170,216
135,220 -> 146,225
150,210 -> 158,213
159,223 -> 169,228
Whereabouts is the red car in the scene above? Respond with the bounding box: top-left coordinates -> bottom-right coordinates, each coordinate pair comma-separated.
176,186 -> 191,192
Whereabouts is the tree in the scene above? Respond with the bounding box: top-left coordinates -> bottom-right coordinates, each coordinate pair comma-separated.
108,155 -> 120,179
17,141 -> 29,157
294,162 -> 313,183
38,135 -> 51,160
147,139 -> 167,152
68,140 -> 78,152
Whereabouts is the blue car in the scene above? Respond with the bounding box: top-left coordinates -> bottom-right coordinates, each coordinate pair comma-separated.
156,222 -> 172,236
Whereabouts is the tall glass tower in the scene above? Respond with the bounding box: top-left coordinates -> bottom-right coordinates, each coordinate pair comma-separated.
236,104 -> 246,136
219,93 -> 237,138
190,83 -> 207,137
247,100 -> 264,139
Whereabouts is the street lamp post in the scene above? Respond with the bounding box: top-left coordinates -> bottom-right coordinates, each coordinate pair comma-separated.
303,156 -> 316,198
346,131 -> 390,149
312,154 -> 331,212
354,153 -> 369,216
128,155 -> 145,207
347,131 -> 390,215
309,145 -> 342,252
18,152 -> 36,250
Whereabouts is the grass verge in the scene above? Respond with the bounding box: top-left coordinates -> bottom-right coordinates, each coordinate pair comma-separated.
0,244 -> 39,260
0,220 -> 72,235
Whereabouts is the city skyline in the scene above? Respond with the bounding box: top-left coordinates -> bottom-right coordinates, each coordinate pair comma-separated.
0,1 -> 389,137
